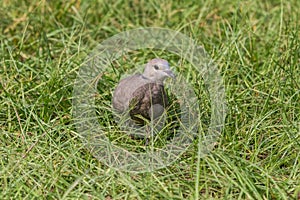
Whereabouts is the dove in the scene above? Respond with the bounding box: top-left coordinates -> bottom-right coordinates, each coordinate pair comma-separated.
112,58 -> 175,140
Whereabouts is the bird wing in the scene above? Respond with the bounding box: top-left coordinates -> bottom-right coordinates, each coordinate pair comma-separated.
112,74 -> 149,112
129,83 -> 168,125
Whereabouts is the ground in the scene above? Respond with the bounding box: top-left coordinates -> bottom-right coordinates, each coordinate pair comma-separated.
0,0 -> 299,199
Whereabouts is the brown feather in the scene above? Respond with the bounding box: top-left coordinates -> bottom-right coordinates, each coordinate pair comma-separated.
129,83 -> 168,125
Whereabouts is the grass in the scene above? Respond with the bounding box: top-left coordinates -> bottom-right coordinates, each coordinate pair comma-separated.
1,0 -> 299,199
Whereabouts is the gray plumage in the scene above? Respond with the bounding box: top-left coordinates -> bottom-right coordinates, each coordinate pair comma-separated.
112,58 -> 175,137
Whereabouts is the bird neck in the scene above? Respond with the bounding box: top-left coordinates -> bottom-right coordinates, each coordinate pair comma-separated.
141,74 -> 164,84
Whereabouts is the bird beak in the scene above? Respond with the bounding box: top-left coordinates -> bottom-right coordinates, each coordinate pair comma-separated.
164,69 -> 176,79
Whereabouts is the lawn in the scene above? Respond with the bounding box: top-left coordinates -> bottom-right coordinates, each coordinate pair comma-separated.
1,0 -> 299,199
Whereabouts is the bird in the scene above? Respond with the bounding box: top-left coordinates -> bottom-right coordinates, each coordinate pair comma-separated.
112,58 -> 175,141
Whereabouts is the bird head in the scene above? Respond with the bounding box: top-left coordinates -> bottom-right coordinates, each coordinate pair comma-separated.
143,58 -> 175,82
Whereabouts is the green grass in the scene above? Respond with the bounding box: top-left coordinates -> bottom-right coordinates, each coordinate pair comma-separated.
1,0 -> 299,199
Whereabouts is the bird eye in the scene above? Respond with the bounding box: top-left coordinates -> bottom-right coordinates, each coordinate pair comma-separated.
154,65 -> 159,70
